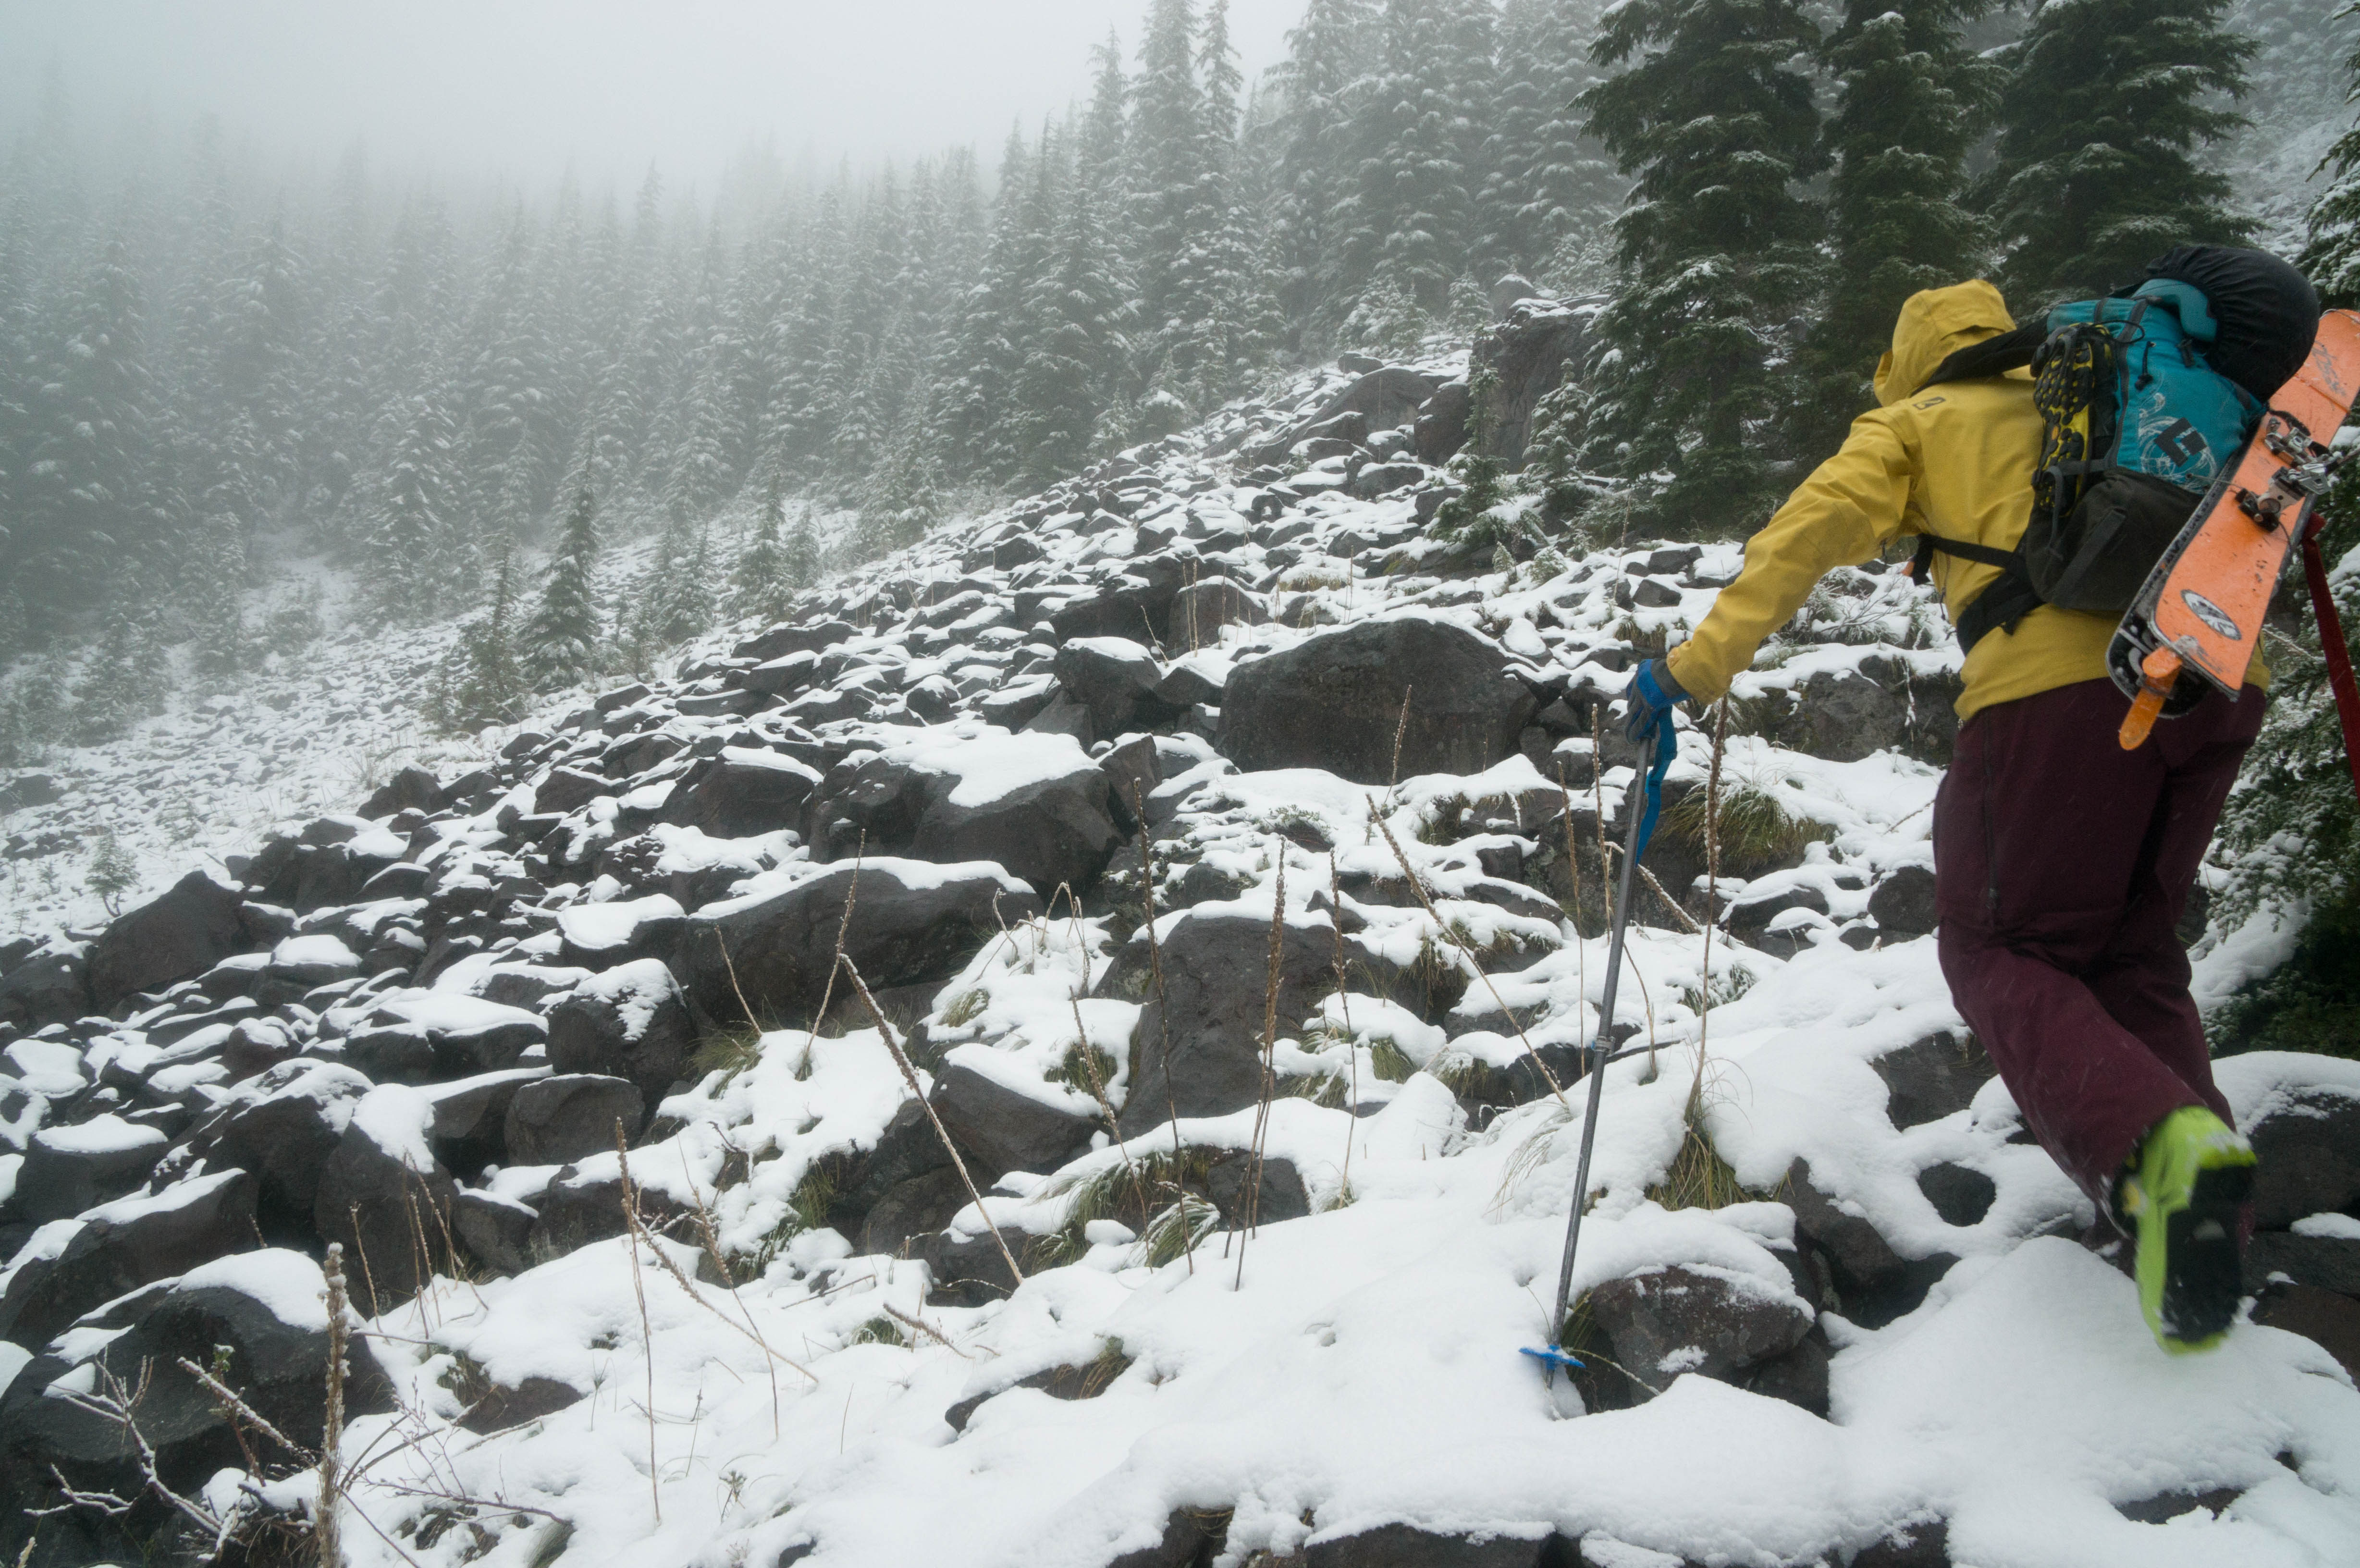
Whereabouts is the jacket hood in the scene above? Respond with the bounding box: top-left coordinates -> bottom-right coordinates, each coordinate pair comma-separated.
1873,280 -> 2017,407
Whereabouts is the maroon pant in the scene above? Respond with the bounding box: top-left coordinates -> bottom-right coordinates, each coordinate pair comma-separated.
1933,677 -> 2266,1213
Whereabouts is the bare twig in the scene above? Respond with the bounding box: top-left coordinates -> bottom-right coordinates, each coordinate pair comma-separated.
1389,685 -> 1414,790
319,1242 -> 347,1568
676,1145 -> 783,1436
1234,847 -> 1286,1288
881,1300 -> 969,1356
613,1124 -> 661,1524
1367,803 -> 1568,1106
1132,779 -> 1196,1274
1331,852 -> 1356,1198
839,953 -> 1026,1287
1694,699 -> 1730,1105
176,1357 -> 311,1464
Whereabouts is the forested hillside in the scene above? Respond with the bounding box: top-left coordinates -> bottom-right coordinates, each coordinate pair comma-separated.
2,0 -> 2351,739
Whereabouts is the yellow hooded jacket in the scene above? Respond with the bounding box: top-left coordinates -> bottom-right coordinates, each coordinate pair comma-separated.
1661,280 -> 2240,723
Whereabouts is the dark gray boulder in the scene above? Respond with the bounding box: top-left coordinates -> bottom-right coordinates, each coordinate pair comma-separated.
1303,1524 -> 1554,1567
663,749 -> 823,838
556,893 -> 688,971
0,1168 -> 260,1347
907,741 -> 1122,898
1100,905 -> 1385,1136
1868,865 -> 1940,938
672,858 -> 1041,1030
1586,1263 -> 1814,1397
0,943 -> 91,1031
1468,299 -> 1589,469
1415,380 -> 1473,466
536,765 -> 613,817
422,1066 -> 549,1178
1206,1152 -> 1311,1226
1871,1031 -> 1994,1129
1917,1162 -> 1997,1227
1220,617 -> 1537,784
929,1060 -> 1099,1177
0,1250 -> 390,1549
15,1115 -> 170,1223
2244,1231 -> 2360,1296
312,1093 -> 458,1315
1055,637 -> 1179,739
504,1074 -> 646,1165
359,764 -> 443,819
548,958 -> 698,1106
2247,1083 -> 2360,1229
1167,577 -> 1270,642
206,1065 -> 373,1238
87,871 -> 248,1008
454,1188 -> 539,1275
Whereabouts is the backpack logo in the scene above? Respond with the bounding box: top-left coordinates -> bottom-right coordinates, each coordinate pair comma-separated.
2180,588 -> 2240,639
2152,417 -> 2206,467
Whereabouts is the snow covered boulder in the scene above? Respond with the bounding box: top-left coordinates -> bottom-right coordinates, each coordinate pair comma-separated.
0,942 -> 90,1031
2223,1053 -> 2360,1228
86,870 -> 248,1008
265,931 -> 363,992
1054,637 -> 1182,739
929,1054 -> 1099,1177
674,858 -> 1042,1030
1869,1030 -> 1993,1130
357,763 -> 442,819
662,747 -> 823,838
1221,616 -> 1539,785
0,1249 -> 391,1547
1866,863 -> 1940,938
1101,903 -> 1387,1136
1300,1524 -> 1557,1567
0,1168 -> 259,1347
547,959 -> 696,1106
504,1074 -> 645,1165
556,892 -> 688,970
207,1061 -> 374,1242
311,1087 -> 457,1313
422,1066 -> 550,1178
15,1114 -> 169,1223
535,763 -> 614,817
1586,1263 -> 1816,1400
894,729 -> 1122,897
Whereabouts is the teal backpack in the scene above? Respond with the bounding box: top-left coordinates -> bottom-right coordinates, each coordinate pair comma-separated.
1907,280 -> 2265,653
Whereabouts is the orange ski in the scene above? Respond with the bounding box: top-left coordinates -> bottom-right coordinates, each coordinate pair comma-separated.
2113,310 -> 2360,748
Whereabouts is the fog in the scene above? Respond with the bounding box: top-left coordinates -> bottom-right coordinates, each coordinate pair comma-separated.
0,0 -> 1303,182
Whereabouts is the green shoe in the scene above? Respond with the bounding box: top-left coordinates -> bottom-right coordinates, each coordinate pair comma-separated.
2119,1107 -> 2256,1355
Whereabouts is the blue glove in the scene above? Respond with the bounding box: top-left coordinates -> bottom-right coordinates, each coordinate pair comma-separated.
1622,658 -> 1685,744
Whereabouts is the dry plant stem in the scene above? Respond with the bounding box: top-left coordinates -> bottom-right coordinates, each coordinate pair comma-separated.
1368,804 -> 1568,1106
840,952 -> 1027,1286
319,1247 -> 348,1568
1072,994 -> 1151,1223
676,1146 -> 782,1437
1330,852 -> 1356,1196
1234,848 -> 1287,1289
612,1124 -> 661,1524
1389,685 -> 1414,791
1694,699 -> 1730,1106
175,1357 -> 310,1463
800,834 -> 865,1055
1132,780 -> 1197,1274
618,1149 -> 815,1385
346,1203 -> 382,1322
881,1300 -> 969,1356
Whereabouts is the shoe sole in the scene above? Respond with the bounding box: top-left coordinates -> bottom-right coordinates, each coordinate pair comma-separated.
2155,1162 -> 2253,1353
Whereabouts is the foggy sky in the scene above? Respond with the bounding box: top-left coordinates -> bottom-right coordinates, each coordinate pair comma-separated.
0,0 -> 1305,185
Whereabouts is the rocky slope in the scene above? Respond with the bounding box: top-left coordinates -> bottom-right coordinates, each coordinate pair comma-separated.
1,316 -> 2358,1568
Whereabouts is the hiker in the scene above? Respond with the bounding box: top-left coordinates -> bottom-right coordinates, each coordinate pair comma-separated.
1617,248 -> 2324,1354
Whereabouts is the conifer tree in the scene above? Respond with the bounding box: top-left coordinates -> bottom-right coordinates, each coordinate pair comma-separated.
1274,0 -> 1381,348
1979,0 -> 2253,302
733,488 -> 797,625
433,544 -> 527,733
784,502 -> 823,592
1485,0 -> 1620,282
2303,3 -> 2360,309
1794,0 -> 1999,453
527,486 -> 603,689
1571,0 -> 1825,538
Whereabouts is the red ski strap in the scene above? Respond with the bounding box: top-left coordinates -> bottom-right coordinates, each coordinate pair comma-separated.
2300,513 -> 2360,808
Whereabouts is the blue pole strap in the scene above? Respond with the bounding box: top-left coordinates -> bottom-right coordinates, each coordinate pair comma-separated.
1632,715 -> 1677,861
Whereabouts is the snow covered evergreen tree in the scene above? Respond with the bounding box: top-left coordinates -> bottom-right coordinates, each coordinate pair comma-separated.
526,486 -> 603,689
1572,0 -> 1825,538
2303,2 -> 2360,309
1979,0 -> 2253,302
1793,0 -> 2000,453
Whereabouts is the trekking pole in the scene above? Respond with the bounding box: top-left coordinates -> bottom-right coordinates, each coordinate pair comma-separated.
1524,714 -> 1677,1382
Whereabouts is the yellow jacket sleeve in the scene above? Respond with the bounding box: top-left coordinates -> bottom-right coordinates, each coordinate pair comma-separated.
1665,411 -> 1917,704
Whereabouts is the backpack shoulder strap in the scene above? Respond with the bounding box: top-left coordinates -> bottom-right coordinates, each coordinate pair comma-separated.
1914,322 -> 2048,395
1906,532 -> 2040,655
